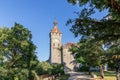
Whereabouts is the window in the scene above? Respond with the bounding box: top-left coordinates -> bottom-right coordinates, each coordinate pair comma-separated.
53,43 -> 55,46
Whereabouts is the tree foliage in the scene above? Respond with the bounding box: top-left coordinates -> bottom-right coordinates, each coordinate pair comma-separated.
71,39 -> 105,67
67,0 -> 120,43
0,23 -> 38,80
67,0 -> 120,80
36,62 -> 64,75
70,39 -> 105,78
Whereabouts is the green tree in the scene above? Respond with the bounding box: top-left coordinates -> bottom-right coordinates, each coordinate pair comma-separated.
36,62 -> 64,76
36,62 -> 53,75
67,0 -> 120,80
0,27 -> 9,65
70,39 -> 105,78
0,23 -> 38,80
106,39 -> 120,79
0,27 -> 12,80
51,64 -> 64,75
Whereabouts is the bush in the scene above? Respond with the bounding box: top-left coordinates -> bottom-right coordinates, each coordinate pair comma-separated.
78,65 -> 89,72
35,62 -> 64,76
35,62 -> 52,75
51,64 -> 64,75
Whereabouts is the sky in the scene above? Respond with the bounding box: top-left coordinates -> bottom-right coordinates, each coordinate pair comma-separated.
0,0 -> 108,61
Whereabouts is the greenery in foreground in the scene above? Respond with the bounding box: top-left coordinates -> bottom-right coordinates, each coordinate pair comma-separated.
0,23 -> 38,80
0,23 -> 65,80
36,62 -> 64,75
67,0 -> 120,80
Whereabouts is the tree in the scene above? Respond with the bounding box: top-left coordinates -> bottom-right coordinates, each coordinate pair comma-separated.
35,62 -> 64,76
0,23 -> 38,80
70,39 -> 105,79
0,27 -> 10,80
67,0 -> 120,80
51,63 -> 64,75
107,39 -> 120,79
36,62 -> 53,75
0,27 -> 9,66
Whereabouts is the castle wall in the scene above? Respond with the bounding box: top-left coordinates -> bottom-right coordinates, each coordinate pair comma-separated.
63,48 -> 75,71
49,20 -> 76,72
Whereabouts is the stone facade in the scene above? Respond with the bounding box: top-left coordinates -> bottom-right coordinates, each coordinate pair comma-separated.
49,20 -> 62,64
49,20 -> 76,71
62,43 -> 76,71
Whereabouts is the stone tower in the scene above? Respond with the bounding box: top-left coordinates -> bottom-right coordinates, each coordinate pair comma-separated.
49,20 -> 62,64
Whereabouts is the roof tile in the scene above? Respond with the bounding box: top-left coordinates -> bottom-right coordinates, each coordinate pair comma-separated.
51,20 -> 61,34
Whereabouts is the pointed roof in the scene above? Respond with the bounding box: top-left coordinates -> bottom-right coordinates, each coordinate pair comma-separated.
51,20 -> 62,34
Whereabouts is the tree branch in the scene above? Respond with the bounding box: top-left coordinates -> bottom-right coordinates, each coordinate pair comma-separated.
108,0 -> 120,13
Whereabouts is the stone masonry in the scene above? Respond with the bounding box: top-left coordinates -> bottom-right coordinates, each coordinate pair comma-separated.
49,20 -> 76,71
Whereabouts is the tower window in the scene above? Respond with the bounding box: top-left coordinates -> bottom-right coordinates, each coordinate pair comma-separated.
53,43 -> 55,46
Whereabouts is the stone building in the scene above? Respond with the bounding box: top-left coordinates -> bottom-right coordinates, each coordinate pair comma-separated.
62,43 -> 77,71
49,20 -> 76,71
49,20 -> 62,64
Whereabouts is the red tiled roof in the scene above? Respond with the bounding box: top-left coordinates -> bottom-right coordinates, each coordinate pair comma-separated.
51,26 -> 61,34
63,43 -> 77,49
51,20 -> 62,34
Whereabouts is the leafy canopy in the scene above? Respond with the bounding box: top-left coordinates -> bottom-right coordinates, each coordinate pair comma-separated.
67,0 -> 120,79
67,0 -> 120,44
0,23 -> 38,80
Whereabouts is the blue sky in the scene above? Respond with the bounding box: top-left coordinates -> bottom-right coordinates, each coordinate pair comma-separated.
0,0 -> 108,61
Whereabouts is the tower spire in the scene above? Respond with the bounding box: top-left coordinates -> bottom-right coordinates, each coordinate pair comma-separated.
51,20 -> 61,34
53,19 -> 57,26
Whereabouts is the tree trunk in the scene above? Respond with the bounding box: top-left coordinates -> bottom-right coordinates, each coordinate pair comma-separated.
99,65 -> 104,79
116,67 -> 120,80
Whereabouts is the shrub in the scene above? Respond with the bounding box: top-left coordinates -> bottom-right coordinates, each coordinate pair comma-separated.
36,62 -> 64,76
78,65 -> 89,72
51,64 -> 64,75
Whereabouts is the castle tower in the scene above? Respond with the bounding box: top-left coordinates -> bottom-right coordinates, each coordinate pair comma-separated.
49,20 -> 62,64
